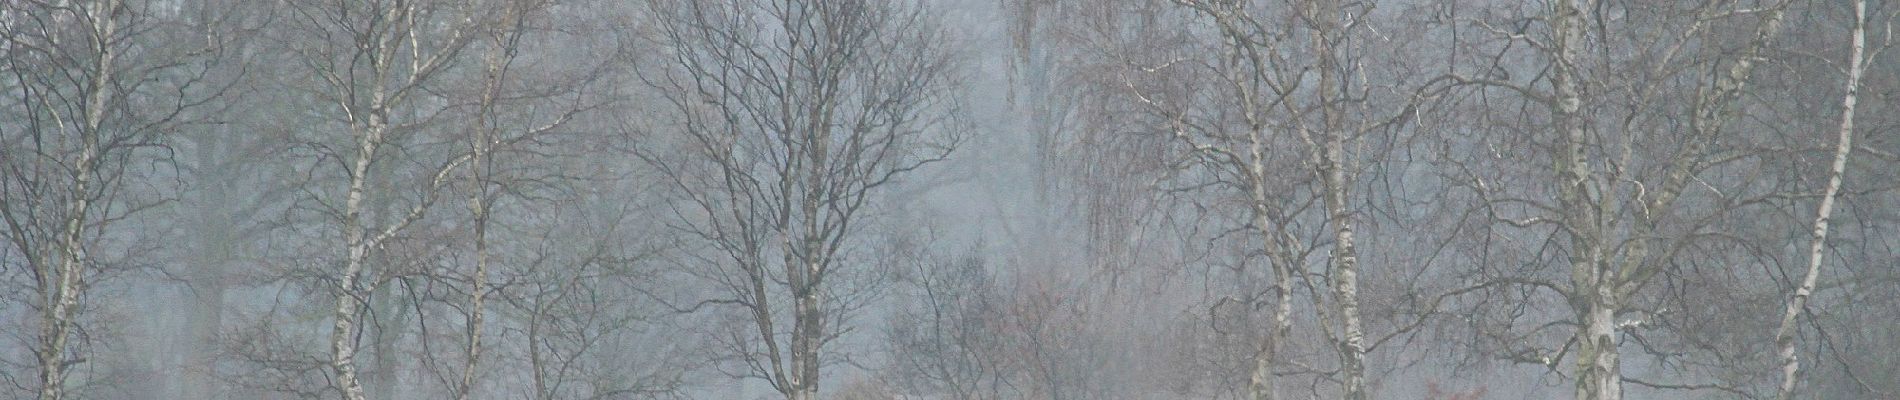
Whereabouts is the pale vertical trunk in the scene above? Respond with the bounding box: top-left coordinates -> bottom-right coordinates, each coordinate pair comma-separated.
38,100 -> 97,400
330,3 -> 405,397
1574,286 -> 1620,400
333,145 -> 366,392
38,120 -> 95,400
788,168 -> 826,400
457,133 -> 491,400
786,74 -> 833,399
783,218 -> 812,400
1307,0 -> 1366,397
779,246 -> 822,400
1322,137 -> 1366,400
1544,0 -> 1621,399
1247,343 -> 1275,400
37,3 -> 118,398
456,7 -> 512,396
1774,1 -> 1864,398
331,131 -> 377,400
792,287 -> 822,400
1245,159 -> 1289,400
793,296 -> 821,400
1243,121 -> 1276,400
1245,211 -> 1280,400
1246,228 -> 1294,400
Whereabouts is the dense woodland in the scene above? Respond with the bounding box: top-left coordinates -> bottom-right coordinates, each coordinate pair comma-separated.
2,0 -> 1897,399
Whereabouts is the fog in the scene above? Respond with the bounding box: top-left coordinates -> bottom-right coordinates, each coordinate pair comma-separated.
2,0 -> 1897,399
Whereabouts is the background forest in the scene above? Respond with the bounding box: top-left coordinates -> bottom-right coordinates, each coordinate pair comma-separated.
2,0 -> 1897,399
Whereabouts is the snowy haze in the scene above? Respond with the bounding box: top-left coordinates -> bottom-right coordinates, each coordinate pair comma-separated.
2,0 -> 1897,399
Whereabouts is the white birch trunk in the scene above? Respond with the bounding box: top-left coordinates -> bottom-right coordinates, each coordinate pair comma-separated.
1308,0 -> 1367,396
37,122 -> 94,400
1574,286 -> 1621,400
1323,137 -> 1367,400
1245,210 -> 1287,400
1244,125 -> 1294,400
457,110 -> 492,400
330,121 -> 381,400
456,4 -> 517,394
36,3 -> 118,398
1544,0 -> 1622,399
1244,121 -> 1284,400
1774,1 -> 1865,398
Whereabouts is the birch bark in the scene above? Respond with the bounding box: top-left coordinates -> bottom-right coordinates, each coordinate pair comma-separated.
1773,1 -> 1865,398
1539,1 -> 1625,399
35,2 -> 120,398
454,1 -> 531,395
1305,0 -> 1366,396
301,2 -> 478,397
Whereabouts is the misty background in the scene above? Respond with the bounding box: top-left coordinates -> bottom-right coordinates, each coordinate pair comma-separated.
1,0 -> 1897,399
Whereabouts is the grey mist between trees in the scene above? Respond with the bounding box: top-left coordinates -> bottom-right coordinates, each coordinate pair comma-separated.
1,0 -> 1895,399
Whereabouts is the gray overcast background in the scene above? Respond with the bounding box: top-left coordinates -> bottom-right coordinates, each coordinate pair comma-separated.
1,0 -> 1896,399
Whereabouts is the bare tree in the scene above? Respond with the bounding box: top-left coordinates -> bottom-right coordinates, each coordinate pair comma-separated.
883,242 -> 1010,399
1079,0 -> 1425,397
638,1 -> 965,398
454,1 -> 576,397
268,1 -> 491,397
1773,0 -> 1872,397
496,194 -> 692,400
12,1 -> 1900,399
1431,0 -> 1791,398
0,1 -> 231,398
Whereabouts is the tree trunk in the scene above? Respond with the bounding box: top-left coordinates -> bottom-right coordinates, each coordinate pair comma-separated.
1323,138 -> 1367,400
1245,192 -> 1292,400
38,138 -> 94,400
330,118 -> 383,400
1248,264 -> 1292,400
1574,287 -> 1621,400
789,271 -> 823,400
1307,0 -> 1366,396
1544,0 -> 1621,399
1244,138 -> 1283,400
457,4 -> 515,393
458,183 -> 489,400
37,3 -> 118,397
1775,1 -> 1865,398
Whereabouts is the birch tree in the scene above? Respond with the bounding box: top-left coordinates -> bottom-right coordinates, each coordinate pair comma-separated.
1773,0 -> 1871,397
1097,4 -> 1300,396
640,1 -> 964,398
1092,0 -> 1422,397
0,1 -> 230,398
454,1 -> 548,397
447,0 -> 609,396
270,1 -> 492,397
1434,0 -> 1790,398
